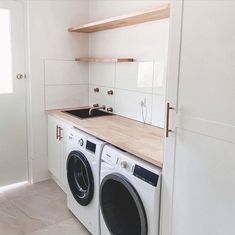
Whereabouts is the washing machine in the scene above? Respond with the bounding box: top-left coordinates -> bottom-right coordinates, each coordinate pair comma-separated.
66,127 -> 106,235
100,145 -> 162,235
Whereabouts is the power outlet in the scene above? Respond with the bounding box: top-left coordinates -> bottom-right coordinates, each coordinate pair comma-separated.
139,98 -> 147,107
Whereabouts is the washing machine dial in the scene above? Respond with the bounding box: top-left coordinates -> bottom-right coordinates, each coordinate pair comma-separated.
78,138 -> 84,146
120,160 -> 128,169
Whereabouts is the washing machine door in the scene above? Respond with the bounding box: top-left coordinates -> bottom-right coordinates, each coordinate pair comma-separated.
67,151 -> 94,206
100,173 -> 147,235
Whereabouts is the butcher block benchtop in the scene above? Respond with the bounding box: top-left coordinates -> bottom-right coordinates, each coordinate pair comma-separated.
47,108 -> 164,168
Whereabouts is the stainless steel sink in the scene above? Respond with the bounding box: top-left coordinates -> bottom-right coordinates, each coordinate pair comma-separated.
63,108 -> 114,119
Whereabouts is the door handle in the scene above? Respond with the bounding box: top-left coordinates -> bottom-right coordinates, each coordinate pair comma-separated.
16,73 -> 26,80
166,102 -> 173,138
56,125 -> 59,140
58,127 -> 63,141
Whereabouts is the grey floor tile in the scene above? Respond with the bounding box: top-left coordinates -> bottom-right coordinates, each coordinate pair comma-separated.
5,180 -> 65,201
0,179 -> 90,235
0,197 -> 47,234
25,217 -> 91,235
6,181 -> 71,226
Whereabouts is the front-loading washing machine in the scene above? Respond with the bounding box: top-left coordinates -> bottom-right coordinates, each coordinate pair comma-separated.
100,144 -> 162,235
66,127 -> 106,235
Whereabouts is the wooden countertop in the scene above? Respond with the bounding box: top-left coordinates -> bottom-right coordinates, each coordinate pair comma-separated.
47,108 -> 164,168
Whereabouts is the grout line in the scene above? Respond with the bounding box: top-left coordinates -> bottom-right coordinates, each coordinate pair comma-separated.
43,59 -> 46,111
44,58 -> 77,62
89,84 -> 165,96
45,83 -> 88,87
89,85 -> 153,95
114,63 -> 117,112
115,87 -> 154,96
88,63 -> 91,106
150,62 -> 155,124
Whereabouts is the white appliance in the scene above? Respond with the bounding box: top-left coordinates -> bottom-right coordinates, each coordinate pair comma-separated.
66,128 -> 106,235
100,145 -> 162,235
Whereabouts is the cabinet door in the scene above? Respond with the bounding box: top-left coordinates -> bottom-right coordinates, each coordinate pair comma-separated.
48,116 -> 60,179
161,1 -> 235,235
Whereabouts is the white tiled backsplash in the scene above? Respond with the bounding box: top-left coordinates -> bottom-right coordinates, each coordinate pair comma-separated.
44,60 -> 89,110
44,60 -> 166,128
89,61 -> 166,128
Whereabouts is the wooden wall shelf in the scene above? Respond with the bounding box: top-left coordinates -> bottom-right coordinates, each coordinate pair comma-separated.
69,4 -> 170,33
75,57 -> 135,62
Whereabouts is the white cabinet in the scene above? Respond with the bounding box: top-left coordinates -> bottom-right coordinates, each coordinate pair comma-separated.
48,116 -> 60,178
161,1 -> 235,235
48,116 -> 71,191
60,123 -> 70,189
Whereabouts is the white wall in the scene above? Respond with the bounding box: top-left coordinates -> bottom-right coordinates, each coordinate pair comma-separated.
26,0 -> 89,182
26,0 -> 169,182
88,0 -> 169,127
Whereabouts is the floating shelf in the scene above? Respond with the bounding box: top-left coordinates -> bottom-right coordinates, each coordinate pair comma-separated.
75,57 -> 135,63
69,4 -> 170,33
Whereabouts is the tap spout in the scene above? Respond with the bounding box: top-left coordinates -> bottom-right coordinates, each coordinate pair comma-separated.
89,105 -> 106,116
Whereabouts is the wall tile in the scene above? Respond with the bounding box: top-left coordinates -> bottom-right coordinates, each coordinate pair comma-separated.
116,62 -> 154,93
45,85 -> 88,110
153,61 -> 167,95
45,60 -> 88,85
151,94 -> 166,128
115,89 -> 152,124
88,62 -> 166,128
89,63 -> 115,87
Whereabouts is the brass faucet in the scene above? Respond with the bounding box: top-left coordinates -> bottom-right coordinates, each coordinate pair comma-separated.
89,105 -> 106,116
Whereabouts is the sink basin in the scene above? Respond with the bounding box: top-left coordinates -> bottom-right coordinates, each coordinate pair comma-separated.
63,108 -> 114,119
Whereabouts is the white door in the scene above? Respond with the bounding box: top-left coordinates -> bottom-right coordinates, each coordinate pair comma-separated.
0,1 -> 28,186
161,1 -> 235,235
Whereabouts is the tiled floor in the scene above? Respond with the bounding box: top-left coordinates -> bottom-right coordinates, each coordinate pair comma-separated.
0,180 -> 90,235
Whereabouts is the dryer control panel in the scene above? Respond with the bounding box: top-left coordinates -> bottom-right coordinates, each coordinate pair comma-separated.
86,140 -> 96,154
133,164 -> 159,187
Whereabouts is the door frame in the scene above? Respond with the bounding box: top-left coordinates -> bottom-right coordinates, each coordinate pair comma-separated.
160,1 -> 183,235
22,0 -> 34,183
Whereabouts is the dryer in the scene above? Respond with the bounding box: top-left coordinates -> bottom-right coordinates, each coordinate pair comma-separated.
100,145 -> 161,235
66,128 -> 106,235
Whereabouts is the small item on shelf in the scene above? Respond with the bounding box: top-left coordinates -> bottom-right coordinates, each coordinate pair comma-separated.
94,88 -> 99,93
107,90 -> 113,95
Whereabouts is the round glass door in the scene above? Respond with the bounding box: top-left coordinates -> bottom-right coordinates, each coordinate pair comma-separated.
100,173 -> 148,235
67,151 -> 94,206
